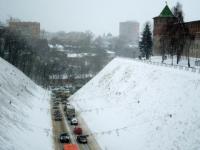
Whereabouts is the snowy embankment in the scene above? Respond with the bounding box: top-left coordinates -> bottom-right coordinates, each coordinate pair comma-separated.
0,57 -> 52,150
69,57 -> 200,150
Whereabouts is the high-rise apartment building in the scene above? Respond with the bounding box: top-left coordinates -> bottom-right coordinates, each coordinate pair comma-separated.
119,21 -> 139,45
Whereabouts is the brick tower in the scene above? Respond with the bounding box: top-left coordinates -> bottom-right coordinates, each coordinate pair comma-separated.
153,4 -> 177,55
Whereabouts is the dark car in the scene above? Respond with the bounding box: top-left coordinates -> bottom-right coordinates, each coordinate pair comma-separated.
67,115 -> 73,121
53,110 -> 60,115
60,133 -> 70,143
52,105 -> 59,109
54,115 -> 62,121
54,113 -> 62,118
62,101 -> 66,105
76,135 -> 88,144
64,105 -> 67,111
53,101 -> 59,105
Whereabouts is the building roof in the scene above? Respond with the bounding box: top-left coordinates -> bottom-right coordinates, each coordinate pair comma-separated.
159,4 -> 174,17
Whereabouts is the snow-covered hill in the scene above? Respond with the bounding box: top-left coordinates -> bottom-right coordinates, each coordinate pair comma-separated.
0,57 -> 52,150
69,57 -> 200,150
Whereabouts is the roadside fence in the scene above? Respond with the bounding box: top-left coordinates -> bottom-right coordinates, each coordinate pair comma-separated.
133,58 -> 200,74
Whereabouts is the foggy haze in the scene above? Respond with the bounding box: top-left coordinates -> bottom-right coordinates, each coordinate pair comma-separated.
0,0 -> 200,35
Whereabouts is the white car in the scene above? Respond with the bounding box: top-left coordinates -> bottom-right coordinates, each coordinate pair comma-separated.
71,117 -> 78,125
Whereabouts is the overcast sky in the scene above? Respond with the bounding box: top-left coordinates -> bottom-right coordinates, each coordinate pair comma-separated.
0,0 -> 200,36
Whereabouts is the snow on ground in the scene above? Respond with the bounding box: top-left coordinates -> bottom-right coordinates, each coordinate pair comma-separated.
0,57 -> 53,150
69,57 -> 200,150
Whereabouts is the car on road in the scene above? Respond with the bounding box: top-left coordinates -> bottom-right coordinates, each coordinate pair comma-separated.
54,115 -> 62,121
73,127 -> 82,135
60,133 -> 70,143
53,97 -> 61,101
67,115 -> 73,121
62,101 -> 66,105
76,135 -> 88,144
70,118 -> 78,125
54,113 -> 62,118
53,110 -> 61,115
64,105 -> 67,111
63,103 -> 70,111
53,101 -> 59,105
66,106 -> 75,120
52,105 -> 59,109
54,111 -> 62,116
63,144 -> 78,150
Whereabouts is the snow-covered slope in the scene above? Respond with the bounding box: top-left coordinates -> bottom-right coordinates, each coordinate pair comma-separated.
69,57 -> 200,150
0,57 -> 52,150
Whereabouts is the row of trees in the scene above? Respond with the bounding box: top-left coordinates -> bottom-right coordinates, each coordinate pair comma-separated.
160,2 -> 194,67
0,27 -> 53,86
0,29 -> 35,75
0,26 -> 116,87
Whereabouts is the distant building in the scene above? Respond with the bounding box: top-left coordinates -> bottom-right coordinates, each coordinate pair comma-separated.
119,21 -> 139,45
153,4 -> 200,58
9,21 -> 40,39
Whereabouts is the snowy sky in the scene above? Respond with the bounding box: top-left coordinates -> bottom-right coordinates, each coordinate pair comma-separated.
0,0 -> 199,36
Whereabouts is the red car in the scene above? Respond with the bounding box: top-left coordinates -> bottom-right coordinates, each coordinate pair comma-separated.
73,127 -> 82,135
63,144 -> 78,150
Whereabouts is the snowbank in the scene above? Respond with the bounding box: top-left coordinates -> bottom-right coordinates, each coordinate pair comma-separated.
0,57 -> 53,150
69,57 -> 200,150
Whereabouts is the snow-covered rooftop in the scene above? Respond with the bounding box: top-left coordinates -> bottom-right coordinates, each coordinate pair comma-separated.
69,57 -> 200,150
67,53 -> 96,58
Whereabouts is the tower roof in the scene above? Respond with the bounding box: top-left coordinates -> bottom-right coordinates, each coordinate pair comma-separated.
159,4 -> 174,17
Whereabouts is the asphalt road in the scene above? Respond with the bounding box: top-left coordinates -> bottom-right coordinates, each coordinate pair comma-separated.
51,96 -> 100,150
51,103 -> 66,150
